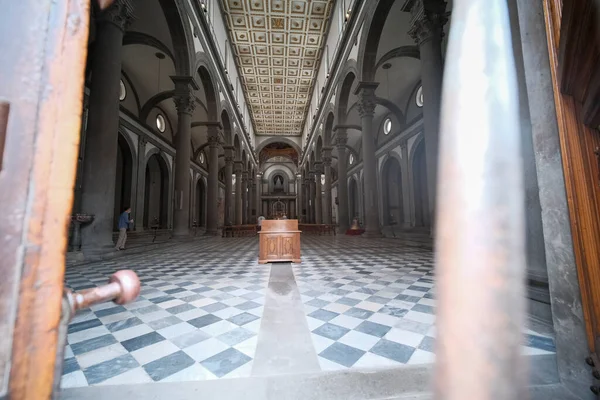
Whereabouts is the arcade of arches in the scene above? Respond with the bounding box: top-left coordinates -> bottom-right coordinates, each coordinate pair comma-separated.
31,0 -> 597,398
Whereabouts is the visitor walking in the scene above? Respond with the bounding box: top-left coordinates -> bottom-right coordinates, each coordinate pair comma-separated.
115,206 -> 133,250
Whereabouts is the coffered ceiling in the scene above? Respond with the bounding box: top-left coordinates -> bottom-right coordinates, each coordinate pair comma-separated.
221,0 -> 335,136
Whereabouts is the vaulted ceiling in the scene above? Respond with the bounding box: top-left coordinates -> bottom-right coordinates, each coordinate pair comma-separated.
221,0 -> 335,137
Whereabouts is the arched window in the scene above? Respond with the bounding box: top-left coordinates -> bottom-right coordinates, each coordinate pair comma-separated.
119,80 -> 126,101
383,118 -> 392,135
156,114 -> 166,133
416,86 -> 424,107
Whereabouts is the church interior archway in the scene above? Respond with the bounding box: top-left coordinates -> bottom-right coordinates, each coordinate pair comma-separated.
196,178 -> 206,228
412,140 -> 430,228
113,134 -> 133,231
382,156 -> 403,226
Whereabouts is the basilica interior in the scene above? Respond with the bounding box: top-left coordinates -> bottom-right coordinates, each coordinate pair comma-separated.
3,0 -> 600,399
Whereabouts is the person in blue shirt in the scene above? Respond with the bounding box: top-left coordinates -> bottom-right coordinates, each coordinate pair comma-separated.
115,206 -> 133,250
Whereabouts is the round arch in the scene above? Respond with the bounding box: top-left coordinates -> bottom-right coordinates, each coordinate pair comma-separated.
143,150 -> 171,229
114,133 -> 135,231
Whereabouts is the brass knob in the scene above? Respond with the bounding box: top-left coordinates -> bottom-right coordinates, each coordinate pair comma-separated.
66,270 -> 141,314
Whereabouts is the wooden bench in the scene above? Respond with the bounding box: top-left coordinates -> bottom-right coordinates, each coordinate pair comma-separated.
222,225 -> 257,237
298,224 -> 336,236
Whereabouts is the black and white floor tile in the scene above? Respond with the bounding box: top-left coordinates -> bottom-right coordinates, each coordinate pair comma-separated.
61,239 -> 267,387
61,235 -> 556,388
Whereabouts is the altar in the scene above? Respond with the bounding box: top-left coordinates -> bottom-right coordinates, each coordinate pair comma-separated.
258,219 -> 301,264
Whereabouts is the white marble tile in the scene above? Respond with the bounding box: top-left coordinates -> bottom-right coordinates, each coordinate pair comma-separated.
112,324 -> 154,342
76,343 -> 128,369
338,330 -> 380,351
385,328 -> 425,348
96,367 -> 153,385
61,370 -> 88,388
67,326 -> 110,344
131,340 -> 180,365
184,338 -> 230,362
157,322 -> 196,339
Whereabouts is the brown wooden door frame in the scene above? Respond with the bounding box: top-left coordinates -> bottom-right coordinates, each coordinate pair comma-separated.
0,1 -> 90,398
543,0 -> 600,354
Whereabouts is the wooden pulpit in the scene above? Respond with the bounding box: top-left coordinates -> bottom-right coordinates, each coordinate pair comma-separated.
258,219 -> 301,264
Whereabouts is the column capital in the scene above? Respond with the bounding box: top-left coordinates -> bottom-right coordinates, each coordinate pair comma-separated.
322,155 -> 333,167
241,171 -> 249,181
173,90 -> 196,116
207,134 -> 221,149
234,161 -> 244,173
313,162 -> 323,175
99,0 -> 135,31
407,0 -> 449,46
354,82 -> 379,118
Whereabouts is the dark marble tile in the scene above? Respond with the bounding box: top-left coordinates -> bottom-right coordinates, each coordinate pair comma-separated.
336,297 -> 361,307
132,304 -> 162,315
179,294 -> 204,303
188,314 -> 222,328
164,287 -> 186,295
320,343 -> 365,367
308,309 -> 339,322
227,312 -> 259,326
411,304 -> 435,315
370,339 -> 415,363
106,317 -> 143,332
202,302 -> 228,313
71,334 -> 118,356
408,285 -> 430,293
148,316 -> 183,330
143,351 -> 195,381
344,308 -> 374,320
166,303 -> 196,315
150,296 -> 176,304
419,336 -> 435,353
313,323 -> 350,340
192,287 -> 212,294
236,301 -> 260,310
330,289 -> 351,296
220,286 -> 239,292
241,292 -> 262,300
62,357 -> 80,375
355,321 -> 391,338
83,354 -> 139,385
201,348 -> 251,378
394,294 -> 422,303
94,306 -> 126,318
379,306 -> 408,318
306,299 -> 329,308
121,332 -> 165,352
366,296 -> 392,305
68,318 -> 102,334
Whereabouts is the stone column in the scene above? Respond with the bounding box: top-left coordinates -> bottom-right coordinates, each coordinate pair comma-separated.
223,146 -> 234,226
242,171 -> 249,224
172,77 -> 198,237
355,83 -> 381,236
322,148 -> 333,225
304,177 -> 311,223
408,0 -> 448,230
206,126 -> 221,235
134,135 -> 147,231
256,172 -> 262,218
308,171 -> 316,223
234,161 -> 243,224
335,128 -> 349,233
80,0 -> 134,250
314,163 -> 323,224
250,175 -> 256,223
400,141 -> 413,228
296,174 -> 303,222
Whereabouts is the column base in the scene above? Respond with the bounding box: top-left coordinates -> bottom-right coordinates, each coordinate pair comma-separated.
172,229 -> 190,238
205,229 -> 218,236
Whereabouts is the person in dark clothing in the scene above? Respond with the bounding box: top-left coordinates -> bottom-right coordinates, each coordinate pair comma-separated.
115,206 -> 133,250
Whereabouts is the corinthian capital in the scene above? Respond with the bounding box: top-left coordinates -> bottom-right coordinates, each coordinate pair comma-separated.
354,82 -> 379,118
100,0 -> 135,31
408,0 -> 449,45
173,93 -> 196,115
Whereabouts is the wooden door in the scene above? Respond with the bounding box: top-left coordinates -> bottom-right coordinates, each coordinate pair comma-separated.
543,0 -> 600,355
0,0 -> 90,398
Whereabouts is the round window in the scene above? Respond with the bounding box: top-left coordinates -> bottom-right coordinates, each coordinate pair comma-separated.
156,114 -> 166,133
416,86 -> 424,107
119,80 -> 126,101
199,152 -> 205,164
349,153 -> 354,165
320,175 -> 325,185
383,118 -> 392,135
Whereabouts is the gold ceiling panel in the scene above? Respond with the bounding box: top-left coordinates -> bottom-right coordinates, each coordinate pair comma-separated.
221,0 -> 335,136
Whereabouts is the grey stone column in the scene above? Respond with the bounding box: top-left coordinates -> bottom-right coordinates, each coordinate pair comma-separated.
206,127 -> 220,235
335,128 -> 349,232
234,162 -> 243,225
304,177 -> 310,223
408,0 -> 448,230
296,174 -> 303,222
80,0 -> 134,250
308,171 -> 316,223
223,146 -> 234,226
250,175 -> 256,223
322,148 -> 333,225
355,83 -> 381,237
400,141 -> 413,228
172,77 -> 198,237
256,172 -> 262,219
242,171 -> 249,224
134,135 -> 147,231
314,163 -> 323,224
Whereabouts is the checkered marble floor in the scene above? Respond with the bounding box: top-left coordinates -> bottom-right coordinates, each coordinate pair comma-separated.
296,236 -> 556,371
61,235 -> 556,389
62,239 -> 267,388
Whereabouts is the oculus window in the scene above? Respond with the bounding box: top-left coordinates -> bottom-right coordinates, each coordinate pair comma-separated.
416,85 -> 424,108
119,80 -> 126,101
156,114 -> 166,133
383,118 -> 392,135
